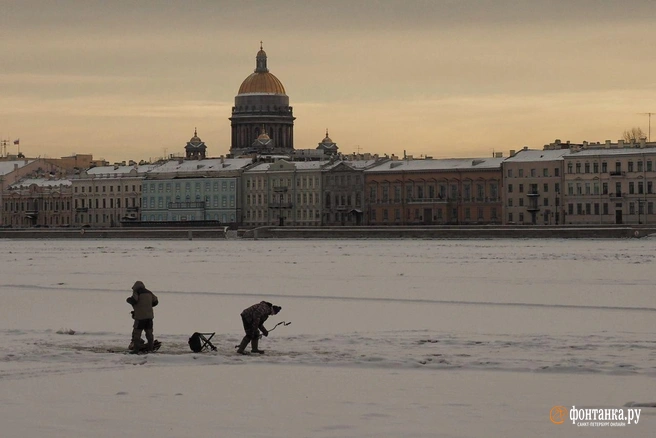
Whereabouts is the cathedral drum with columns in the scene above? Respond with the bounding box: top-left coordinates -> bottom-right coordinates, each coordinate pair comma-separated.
229,44 -> 295,155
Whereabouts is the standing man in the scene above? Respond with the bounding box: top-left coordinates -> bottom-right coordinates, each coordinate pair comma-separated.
237,301 -> 281,354
127,280 -> 158,353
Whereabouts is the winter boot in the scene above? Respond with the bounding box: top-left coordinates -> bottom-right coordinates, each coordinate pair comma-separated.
251,338 -> 264,354
145,329 -> 155,352
131,329 -> 144,353
236,336 -> 251,355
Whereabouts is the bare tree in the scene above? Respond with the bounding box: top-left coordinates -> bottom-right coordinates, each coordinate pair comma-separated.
622,127 -> 646,142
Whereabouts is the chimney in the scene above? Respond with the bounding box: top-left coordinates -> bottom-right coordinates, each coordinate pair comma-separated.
509,150 -> 516,157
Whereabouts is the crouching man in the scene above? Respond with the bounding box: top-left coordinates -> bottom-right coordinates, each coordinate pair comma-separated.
127,280 -> 158,353
237,301 -> 281,354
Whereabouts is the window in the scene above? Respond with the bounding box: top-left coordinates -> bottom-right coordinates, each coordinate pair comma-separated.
519,198 -> 524,207
576,162 -> 581,173
508,212 -> 513,223
543,183 -> 548,193
518,169 -> 524,177
593,162 -> 599,173
638,161 -> 643,172
601,162 -> 607,173
518,184 -> 523,193
530,169 -> 536,177
555,167 -> 560,177
508,184 -> 513,193
543,168 -> 548,177
629,182 -> 635,194
638,182 -> 644,194
584,163 -> 590,173
628,161 -> 634,172
603,203 -> 608,215
602,183 -> 608,195
507,169 -> 513,178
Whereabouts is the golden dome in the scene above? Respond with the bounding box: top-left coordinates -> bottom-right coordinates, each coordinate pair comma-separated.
238,72 -> 286,95
238,43 -> 287,95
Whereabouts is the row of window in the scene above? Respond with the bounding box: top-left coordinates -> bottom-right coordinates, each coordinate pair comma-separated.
567,202 -> 654,215
507,168 -> 560,178
508,183 -> 560,194
370,207 -> 499,222
4,201 -> 71,212
566,160 -> 654,174
143,195 -> 235,209
75,198 -> 139,209
508,197 -> 560,207
74,184 -> 138,193
246,193 -> 325,206
246,177 -> 321,190
144,180 -> 235,193
245,210 -> 320,220
506,160 -> 656,178
567,181 -> 654,196
140,213 -> 236,222
369,184 -> 499,201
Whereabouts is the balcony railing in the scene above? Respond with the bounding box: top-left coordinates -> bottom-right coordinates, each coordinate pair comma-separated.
269,202 -> 293,209
168,201 -> 205,209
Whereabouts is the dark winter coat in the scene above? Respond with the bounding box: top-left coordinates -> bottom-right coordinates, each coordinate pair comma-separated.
241,301 -> 275,332
127,281 -> 158,320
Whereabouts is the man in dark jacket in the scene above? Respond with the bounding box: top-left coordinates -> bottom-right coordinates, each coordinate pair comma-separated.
237,301 -> 281,354
127,280 -> 158,353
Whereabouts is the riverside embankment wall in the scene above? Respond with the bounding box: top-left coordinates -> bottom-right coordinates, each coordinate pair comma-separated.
243,226 -> 655,239
0,228 -> 227,239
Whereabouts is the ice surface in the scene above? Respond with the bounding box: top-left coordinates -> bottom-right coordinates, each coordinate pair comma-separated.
1,238 -> 655,437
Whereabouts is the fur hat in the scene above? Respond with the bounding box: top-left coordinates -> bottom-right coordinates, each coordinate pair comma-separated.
272,305 -> 282,314
132,281 -> 145,291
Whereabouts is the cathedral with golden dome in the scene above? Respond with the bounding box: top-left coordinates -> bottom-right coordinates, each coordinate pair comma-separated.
229,43 -> 295,156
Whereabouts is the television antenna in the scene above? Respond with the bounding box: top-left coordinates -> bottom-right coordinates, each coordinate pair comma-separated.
639,112 -> 654,142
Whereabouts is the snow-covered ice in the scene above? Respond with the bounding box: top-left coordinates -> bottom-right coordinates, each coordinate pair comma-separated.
1,238 -> 655,437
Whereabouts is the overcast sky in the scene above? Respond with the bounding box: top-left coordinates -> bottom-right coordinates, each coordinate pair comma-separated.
2,0 -> 656,162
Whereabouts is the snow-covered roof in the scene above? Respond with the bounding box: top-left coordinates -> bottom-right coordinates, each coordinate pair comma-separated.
504,149 -> 571,162
323,159 -> 381,170
147,158 -> 253,174
84,164 -> 160,177
365,157 -> 504,173
0,160 -> 34,175
566,147 -> 656,158
9,178 -> 71,189
247,160 -> 329,172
